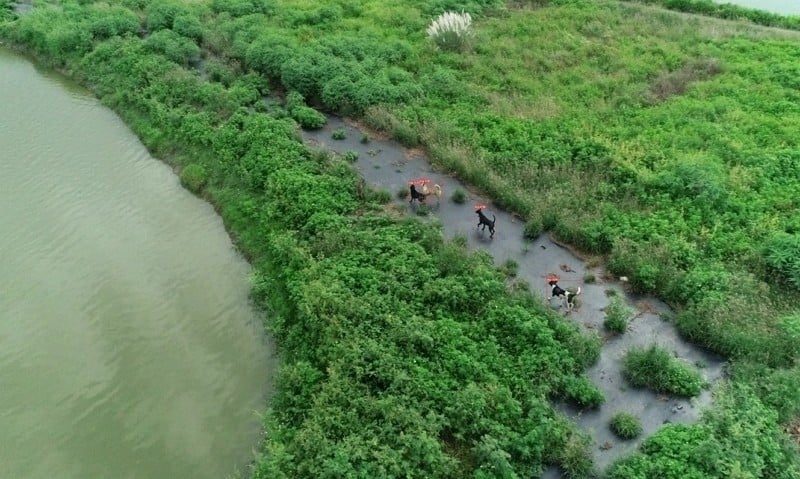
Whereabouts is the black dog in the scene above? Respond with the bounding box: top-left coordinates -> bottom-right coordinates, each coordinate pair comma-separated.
409,184 -> 427,205
476,208 -> 496,238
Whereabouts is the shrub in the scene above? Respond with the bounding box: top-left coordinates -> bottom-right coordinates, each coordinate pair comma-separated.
145,2 -> 182,31
764,232 -> 800,289
88,7 -> 140,40
499,258 -> 518,277
360,133 -> 370,144
622,345 -> 705,397
451,187 -> 467,204
366,189 -> 392,204
180,163 -> 207,194
562,375 -> 605,409
284,91 -> 326,129
604,296 -> 632,334
291,106 -> 326,129
426,11 -> 474,53
173,13 -> 205,41
343,150 -> 358,162
610,412 -> 642,439
558,433 -> 594,479
332,128 -> 347,140
144,29 -> 200,66
523,219 -> 543,240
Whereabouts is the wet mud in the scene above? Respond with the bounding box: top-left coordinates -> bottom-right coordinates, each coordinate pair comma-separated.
301,116 -> 726,476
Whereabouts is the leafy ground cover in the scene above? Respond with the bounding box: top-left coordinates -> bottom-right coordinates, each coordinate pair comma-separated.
0,1 -> 608,477
3,0 -> 800,476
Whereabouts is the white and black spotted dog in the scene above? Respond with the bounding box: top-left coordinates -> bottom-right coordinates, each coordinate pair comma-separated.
547,280 -> 581,311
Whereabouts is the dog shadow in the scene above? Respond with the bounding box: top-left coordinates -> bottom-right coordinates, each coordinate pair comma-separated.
474,230 -> 494,242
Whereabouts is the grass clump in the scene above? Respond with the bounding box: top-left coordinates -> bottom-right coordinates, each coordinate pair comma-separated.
524,219 -> 543,240
366,189 -> 392,204
604,296 -> 633,334
426,11 -> 474,53
343,150 -> 358,162
499,258 -> 518,277
332,128 -> 347,140
562,375 -> 605,409
558,433 -> 595,479
179,163 -> 207,194
623,345 -> 705,397
451,187 -> 467,204
609,412 -> 642,440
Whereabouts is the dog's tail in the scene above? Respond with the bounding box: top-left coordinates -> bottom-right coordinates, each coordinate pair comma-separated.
576,286 -> 581,296
434,184 -> 442,199
492,213 -> 496,225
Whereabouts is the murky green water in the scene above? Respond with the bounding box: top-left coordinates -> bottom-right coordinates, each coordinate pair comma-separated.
0,47 -> 273,479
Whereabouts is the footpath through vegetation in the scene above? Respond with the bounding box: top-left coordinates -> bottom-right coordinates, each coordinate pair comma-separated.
3,0 -> 800,477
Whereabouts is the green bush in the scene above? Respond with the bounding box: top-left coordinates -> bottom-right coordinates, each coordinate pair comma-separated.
623,345 -> 705,397
366,189 -> 392,204
173,14 -> 205,41
604,296 -> 632,334
145,1 -> 184,31
179,163 -> 207,194
291,105 -> 326,129
451,187 -> 467,204
523,219 -> 543,240
499,258 -> 518,277
609,412 -> 642,439
88,6 -> 140,40
764,232 -> 800,290
558,433 -> 594,479
561,375 -> 605,409
144,29 -> 200,66
343,150 -> 358,162
331,128 -> 347,140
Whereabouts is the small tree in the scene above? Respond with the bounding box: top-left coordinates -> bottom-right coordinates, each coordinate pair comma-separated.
426,11 -> 473,52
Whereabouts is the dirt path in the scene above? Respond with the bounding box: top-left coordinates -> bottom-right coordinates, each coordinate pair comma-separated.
300,116 -> 726,475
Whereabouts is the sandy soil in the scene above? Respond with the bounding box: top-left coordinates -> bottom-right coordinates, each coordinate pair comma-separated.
300,116 -> 726,476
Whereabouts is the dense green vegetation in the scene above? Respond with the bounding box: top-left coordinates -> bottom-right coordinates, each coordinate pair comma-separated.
609,384 -> 798,478
609,412 -> 642,440
3,0 -> 800,476
622,344 -> 706,397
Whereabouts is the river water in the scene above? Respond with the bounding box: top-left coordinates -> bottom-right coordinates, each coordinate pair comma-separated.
0,47 -> 274,479
714,0 -> 800,15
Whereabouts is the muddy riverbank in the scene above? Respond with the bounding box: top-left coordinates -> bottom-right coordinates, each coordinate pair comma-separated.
301,116 -> 726,475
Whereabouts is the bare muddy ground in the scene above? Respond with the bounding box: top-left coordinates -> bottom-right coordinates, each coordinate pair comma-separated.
301,116 -> 726,476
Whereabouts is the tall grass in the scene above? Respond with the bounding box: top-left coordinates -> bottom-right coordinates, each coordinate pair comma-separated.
623,345 -> 706,397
